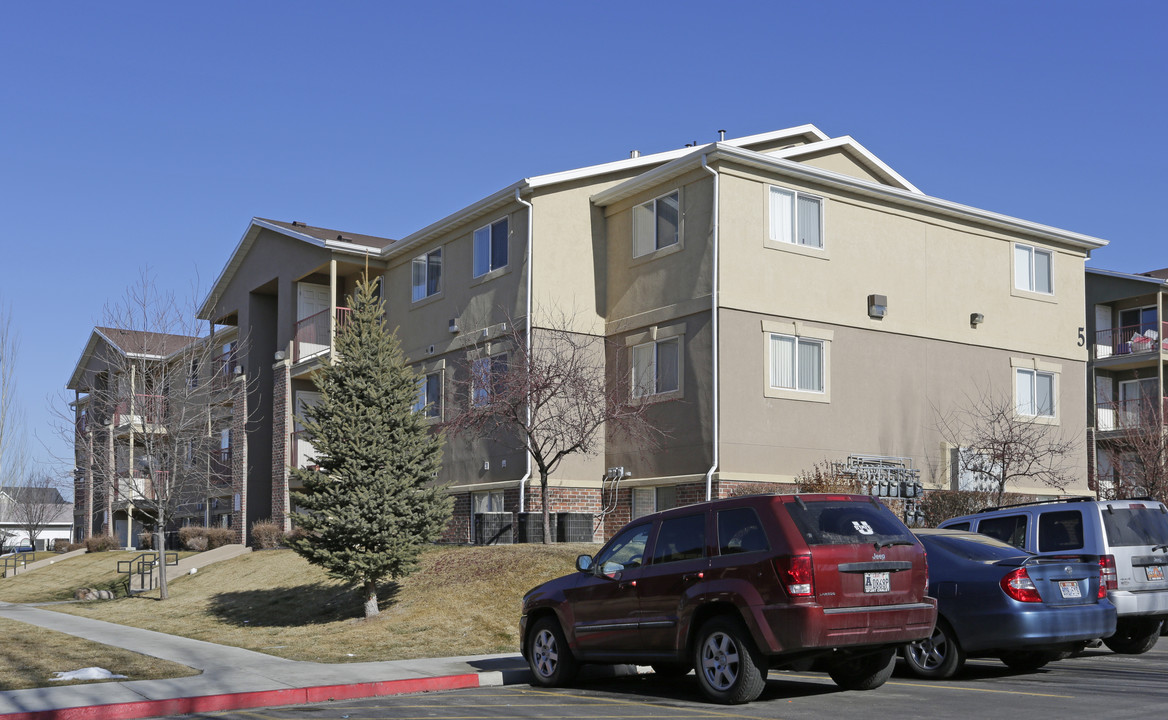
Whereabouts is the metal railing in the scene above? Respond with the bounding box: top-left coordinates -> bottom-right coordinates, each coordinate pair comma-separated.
117,552 -> 179,594
1096,397 -> 1168,432
293,307 -> 351,363
1,552 -> 34,578
1094,322 -> 1168,360
210,348 -> 238,390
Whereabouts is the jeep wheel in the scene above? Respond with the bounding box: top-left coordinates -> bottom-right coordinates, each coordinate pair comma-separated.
901,619 -> 964,679
1103,617 -> 1162,655
692,616 -> 767,704
527,616 -> 578,687
827,648 -> 896,690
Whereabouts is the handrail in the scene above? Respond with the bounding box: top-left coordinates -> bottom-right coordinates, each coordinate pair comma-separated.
1,552 -> 34,578
116,551 -> 179,594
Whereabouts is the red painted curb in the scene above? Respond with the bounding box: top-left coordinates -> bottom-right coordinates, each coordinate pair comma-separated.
0,673 -> 482,720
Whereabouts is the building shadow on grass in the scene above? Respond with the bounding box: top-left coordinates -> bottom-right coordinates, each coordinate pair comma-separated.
208,582 -> 401,626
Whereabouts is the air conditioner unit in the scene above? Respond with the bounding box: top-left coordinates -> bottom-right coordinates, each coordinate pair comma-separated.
448,319 -> 459,333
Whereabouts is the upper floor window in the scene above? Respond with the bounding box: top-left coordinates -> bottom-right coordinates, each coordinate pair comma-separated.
633,190 -> 679,257
471,354 -> 508,406
1014,243 -> 1052,294
411,249 -> 442,302
473,218 -> 509,277
413,371 -> 442,418
770,186 -> 822,249
1016,368 -> 1055,417
769,333 -> 824,393
632,337 -> 680,398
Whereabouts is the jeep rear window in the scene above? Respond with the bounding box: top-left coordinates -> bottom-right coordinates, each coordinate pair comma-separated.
784,500 -> 914,546
1101,506 -> 1168,547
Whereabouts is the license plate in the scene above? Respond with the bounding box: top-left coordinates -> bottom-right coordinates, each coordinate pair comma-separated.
864,572 -> 890,593
1146,566 -> 1165,581
1058,580 -> 1081,599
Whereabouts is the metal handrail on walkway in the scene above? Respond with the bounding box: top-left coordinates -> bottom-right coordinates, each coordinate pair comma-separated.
117,551 -> 179,594
0,552 -> 34,578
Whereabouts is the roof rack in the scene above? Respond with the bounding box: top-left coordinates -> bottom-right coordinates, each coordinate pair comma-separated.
976,496 -> 1096,513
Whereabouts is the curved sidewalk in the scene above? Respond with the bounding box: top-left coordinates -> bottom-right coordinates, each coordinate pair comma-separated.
0,601 -> 532,720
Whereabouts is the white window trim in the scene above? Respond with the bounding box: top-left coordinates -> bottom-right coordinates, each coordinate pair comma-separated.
472,217 -> 510,279
626,324 -> 685,403
413,367 -> 444,422
1011,242 -> 1056,302
762,319 -> 832,403
766,185 -> 827,258
632,189 -> 682,259
1011,357 -> 1060,424
410,248 -> 443,304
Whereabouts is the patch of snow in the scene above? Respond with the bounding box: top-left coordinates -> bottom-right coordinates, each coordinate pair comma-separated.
51,667 -> 128,681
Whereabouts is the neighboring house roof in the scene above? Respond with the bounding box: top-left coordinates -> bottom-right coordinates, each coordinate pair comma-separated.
197,217 -> 395,320
1087,267 -> 1168,286
66,327 -> 200,391
1,487 -> 68,505
0,487 -> 73,526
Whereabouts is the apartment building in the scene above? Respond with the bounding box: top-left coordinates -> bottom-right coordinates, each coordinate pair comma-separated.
186,124 -> 1106,545
1085,267 -> 1168,495
68,326 -> 238,546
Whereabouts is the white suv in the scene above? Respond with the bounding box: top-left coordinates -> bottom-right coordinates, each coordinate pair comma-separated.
939,497 -> 1168,654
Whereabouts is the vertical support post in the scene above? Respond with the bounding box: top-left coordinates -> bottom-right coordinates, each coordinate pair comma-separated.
329,259 -> 338,362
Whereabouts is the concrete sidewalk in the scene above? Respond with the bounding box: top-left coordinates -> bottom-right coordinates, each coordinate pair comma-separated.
0,600 -> 535,720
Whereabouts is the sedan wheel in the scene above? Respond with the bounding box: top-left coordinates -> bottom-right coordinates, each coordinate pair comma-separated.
901,620 -> 964,679
527,616 -> 578,687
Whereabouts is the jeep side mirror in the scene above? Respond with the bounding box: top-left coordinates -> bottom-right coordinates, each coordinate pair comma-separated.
576,554 -> 593,573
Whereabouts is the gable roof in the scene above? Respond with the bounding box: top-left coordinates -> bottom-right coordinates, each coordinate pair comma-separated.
1,487 -> 68,505
66,327 -> 200,391
197,218 -> 395,320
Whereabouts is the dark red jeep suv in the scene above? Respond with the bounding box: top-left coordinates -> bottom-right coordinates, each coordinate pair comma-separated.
520,493 -> 937,704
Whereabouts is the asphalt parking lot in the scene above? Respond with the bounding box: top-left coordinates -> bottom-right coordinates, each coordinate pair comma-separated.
191,645 -> 1167,720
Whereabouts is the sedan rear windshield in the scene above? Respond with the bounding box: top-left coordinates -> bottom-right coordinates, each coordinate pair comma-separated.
785,500 -> 915,546
923,533 -> 1028,562
1101,506 -> 1168,547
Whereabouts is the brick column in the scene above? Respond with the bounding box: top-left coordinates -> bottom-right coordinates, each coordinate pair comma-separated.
271,358 -> 292,531
231,373 -> 248,543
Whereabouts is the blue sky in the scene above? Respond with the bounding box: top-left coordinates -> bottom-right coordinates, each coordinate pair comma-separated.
2,1 -> 1165,483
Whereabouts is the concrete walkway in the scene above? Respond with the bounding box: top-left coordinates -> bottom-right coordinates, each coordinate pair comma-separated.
2,550 -> 88,578
0,600 -> 535,720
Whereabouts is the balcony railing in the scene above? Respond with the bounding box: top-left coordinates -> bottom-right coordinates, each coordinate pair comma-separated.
210,349 -> 238,390
1094,322 -> 1168,360
113,395 -> 166,427
210,447 -> 232,489
114,471 -> 168,502
293,307 -> 352,363
1096,397 -> 1168,432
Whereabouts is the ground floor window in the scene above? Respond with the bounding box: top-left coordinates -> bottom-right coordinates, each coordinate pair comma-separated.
632,485 -> 678,520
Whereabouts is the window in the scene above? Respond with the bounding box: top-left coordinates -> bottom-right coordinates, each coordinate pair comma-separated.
632,486 -> 678,520
718,507 -> 769,555
471,354 -> 507,406
652,514 -> 706,564
1038,510 -> 1084,552
1016,368 -> 1055,417
595,523 -> 651,574
632,338 -> 680,398
411,248 -> 442,302
977,515 -> 1028,549
1014,243 -> 1053,294
770,186 -> 822,249
633,190 -> 680,257
414,371 -> 442,418
472,490 -> 504,514
473,218 -> 508,277
769,334 -> 823,393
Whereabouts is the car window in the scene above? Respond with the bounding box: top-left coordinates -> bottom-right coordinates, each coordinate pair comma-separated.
977,514 -> 1028,549
595,523 -> 651,574
924,533 -> 1029,561
1101,505 -> 1168,547
785,500 -> 914,546
652,514 -> 706,564
718,507 -> 770,555
943,521 -> 971,531
1038,510 -> 1084,552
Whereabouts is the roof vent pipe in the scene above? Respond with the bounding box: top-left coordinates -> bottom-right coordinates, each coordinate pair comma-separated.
718,129 -> 726,141
630,150 -> 640,158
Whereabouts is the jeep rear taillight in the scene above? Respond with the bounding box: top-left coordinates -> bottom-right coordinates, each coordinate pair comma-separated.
776,555 -> 814,597
1000,567 -> 1042,603
1098,564 -> 1108,599
1100,555 -> 1118,592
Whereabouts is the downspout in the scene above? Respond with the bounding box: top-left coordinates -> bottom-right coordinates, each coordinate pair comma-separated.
701,154 -> 719,501
515,188 -> 533,513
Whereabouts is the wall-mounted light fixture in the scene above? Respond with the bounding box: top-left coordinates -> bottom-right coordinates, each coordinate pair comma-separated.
274,350 -> 286,361
970,312 -> 985,326
867,294 -> 888,319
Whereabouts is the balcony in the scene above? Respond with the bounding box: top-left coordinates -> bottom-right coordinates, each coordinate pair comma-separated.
209,348 -> 238,390
293,307 -> 352,363
114,471 -> 168,502
1094,322 -> 1168,360
1096,397 -> 1168,432
113,395 -> 166,427
210,447 -> 232,491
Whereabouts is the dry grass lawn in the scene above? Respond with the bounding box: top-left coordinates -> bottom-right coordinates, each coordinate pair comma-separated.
0,617 -> 200,691
52,544 -> 592,663
0,551 -> 149,602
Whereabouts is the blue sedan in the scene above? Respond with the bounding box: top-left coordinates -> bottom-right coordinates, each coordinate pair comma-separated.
902,529 -> 1116,678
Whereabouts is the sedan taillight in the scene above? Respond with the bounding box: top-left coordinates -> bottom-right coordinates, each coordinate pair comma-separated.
775,555 -> 814,597
1000,567 -> 1042,603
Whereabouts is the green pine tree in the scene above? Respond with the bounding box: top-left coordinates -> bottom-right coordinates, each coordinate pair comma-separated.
288,276 -> 451,618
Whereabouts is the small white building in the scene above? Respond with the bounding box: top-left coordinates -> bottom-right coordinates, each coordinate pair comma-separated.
0,487 -> 74,552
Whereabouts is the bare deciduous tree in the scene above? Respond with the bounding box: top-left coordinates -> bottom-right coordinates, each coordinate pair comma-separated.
936,388 -> 1080,506
444,312 -> 664,543
4,472 -> 70,551
1096,395 -> 1168,503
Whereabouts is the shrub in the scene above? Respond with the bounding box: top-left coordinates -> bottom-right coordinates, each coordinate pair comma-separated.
206,527 -> 235,549
185,535 -> 208,551
52,539 -> 72,552
85,535 -> 119,552
920,490 -> 997,527
796,461 -> 863,494
63,542 -> 85,552
137,532 -> 153,550
178,525 -> 204,550
251,520 -> 284,549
